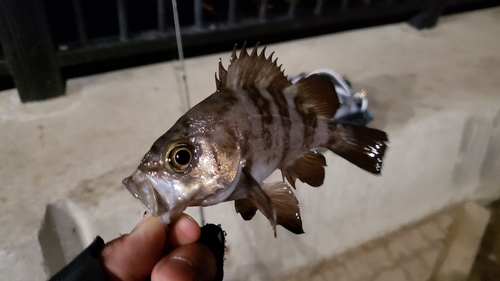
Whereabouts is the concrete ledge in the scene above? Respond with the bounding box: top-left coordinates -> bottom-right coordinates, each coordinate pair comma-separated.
277,200 -> 491,281
277,202 -> 458,281
430,201 -> 491,281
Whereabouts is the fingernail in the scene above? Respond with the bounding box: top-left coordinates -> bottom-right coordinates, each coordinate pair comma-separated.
185,214 -> 199,225
166,256 -> 196,280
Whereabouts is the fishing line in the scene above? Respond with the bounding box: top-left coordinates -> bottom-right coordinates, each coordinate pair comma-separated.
170,0 -> 206,226
171,0 -> 191,110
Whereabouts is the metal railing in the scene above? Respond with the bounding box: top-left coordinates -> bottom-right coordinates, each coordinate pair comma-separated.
0,0 -> 496,102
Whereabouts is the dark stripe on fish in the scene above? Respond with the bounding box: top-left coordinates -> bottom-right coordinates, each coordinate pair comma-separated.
293,96 -> 318,148
245,86 -> 273,148
239,136 -> 253,169
268,88 -> 291,163
306,115 -> 318,148
246,86 -> 273,124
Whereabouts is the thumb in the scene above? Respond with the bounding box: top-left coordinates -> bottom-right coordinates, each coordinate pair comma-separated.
100,214 -> 168,281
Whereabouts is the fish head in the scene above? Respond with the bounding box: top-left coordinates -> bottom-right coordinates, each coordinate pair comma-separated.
123,128 -> 242,224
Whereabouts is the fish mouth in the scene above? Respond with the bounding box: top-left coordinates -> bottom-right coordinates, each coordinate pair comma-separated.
122,170 -> 170,221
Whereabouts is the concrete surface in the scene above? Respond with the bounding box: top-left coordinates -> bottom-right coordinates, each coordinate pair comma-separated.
430,201 -> 490,281
1,7 -> 500,281
277,202 -> 457,281
468,199 -> 500,281
276,201 -> 491,281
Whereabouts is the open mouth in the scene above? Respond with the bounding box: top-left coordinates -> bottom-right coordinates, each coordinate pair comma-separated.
122,170 -> 170,218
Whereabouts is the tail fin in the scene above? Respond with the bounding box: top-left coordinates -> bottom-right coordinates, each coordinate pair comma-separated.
327,123 -> 388,174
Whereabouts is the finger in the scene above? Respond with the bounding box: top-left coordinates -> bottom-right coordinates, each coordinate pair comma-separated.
100,214 -> 167,281
152,243 -> 217,281
165,214 -> 201,251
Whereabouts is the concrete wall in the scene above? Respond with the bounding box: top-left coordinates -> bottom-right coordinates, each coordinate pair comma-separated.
0,8 -> 499,281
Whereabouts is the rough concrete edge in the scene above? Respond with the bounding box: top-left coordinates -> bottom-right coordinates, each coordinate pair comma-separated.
37,200 -> 85,277
467,199 -> 500,281
274,202 -> 462,281
429,200 -> 491,281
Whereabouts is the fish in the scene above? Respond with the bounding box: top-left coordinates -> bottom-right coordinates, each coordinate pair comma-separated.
122,43 -> 388,236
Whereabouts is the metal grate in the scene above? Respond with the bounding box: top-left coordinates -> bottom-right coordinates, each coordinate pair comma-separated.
0,0 -> 497,101
49,0 -> 425,66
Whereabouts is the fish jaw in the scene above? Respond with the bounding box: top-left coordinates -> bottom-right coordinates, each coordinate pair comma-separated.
122,169 -> 187,224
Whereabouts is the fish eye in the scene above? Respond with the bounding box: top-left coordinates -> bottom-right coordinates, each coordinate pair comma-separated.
174,148 -> 191,165
164,142 -> 194,173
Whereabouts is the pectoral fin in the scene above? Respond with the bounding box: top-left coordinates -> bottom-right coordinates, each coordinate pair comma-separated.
281,150 -> 327,188
241,167 -> 277,236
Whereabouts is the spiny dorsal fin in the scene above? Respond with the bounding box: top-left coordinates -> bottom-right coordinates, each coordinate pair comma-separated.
287,74 -> 340,120
281,150 -> 327,188
215,43 -> 291,91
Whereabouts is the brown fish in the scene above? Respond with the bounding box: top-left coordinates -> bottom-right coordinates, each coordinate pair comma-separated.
123,43 -> 388,236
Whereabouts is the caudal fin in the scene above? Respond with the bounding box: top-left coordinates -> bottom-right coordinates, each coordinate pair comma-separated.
327,123 -> 388,174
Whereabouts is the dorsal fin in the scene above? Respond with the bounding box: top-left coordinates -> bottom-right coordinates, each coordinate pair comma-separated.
215,43 -> 291,91
286,74 -> 340,119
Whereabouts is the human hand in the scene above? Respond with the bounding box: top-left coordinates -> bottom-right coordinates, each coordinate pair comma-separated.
100,213 -> 217,281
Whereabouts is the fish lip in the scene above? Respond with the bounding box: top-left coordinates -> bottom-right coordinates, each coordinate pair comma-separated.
122,170 -> 170,218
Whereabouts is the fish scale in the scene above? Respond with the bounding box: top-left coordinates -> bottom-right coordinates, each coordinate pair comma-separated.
123,43 -> 388,236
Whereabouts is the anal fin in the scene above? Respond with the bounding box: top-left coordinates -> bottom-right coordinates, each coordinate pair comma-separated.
262,182 -> 304,234
234,181 -> 305,235
281,150 -> 327,188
